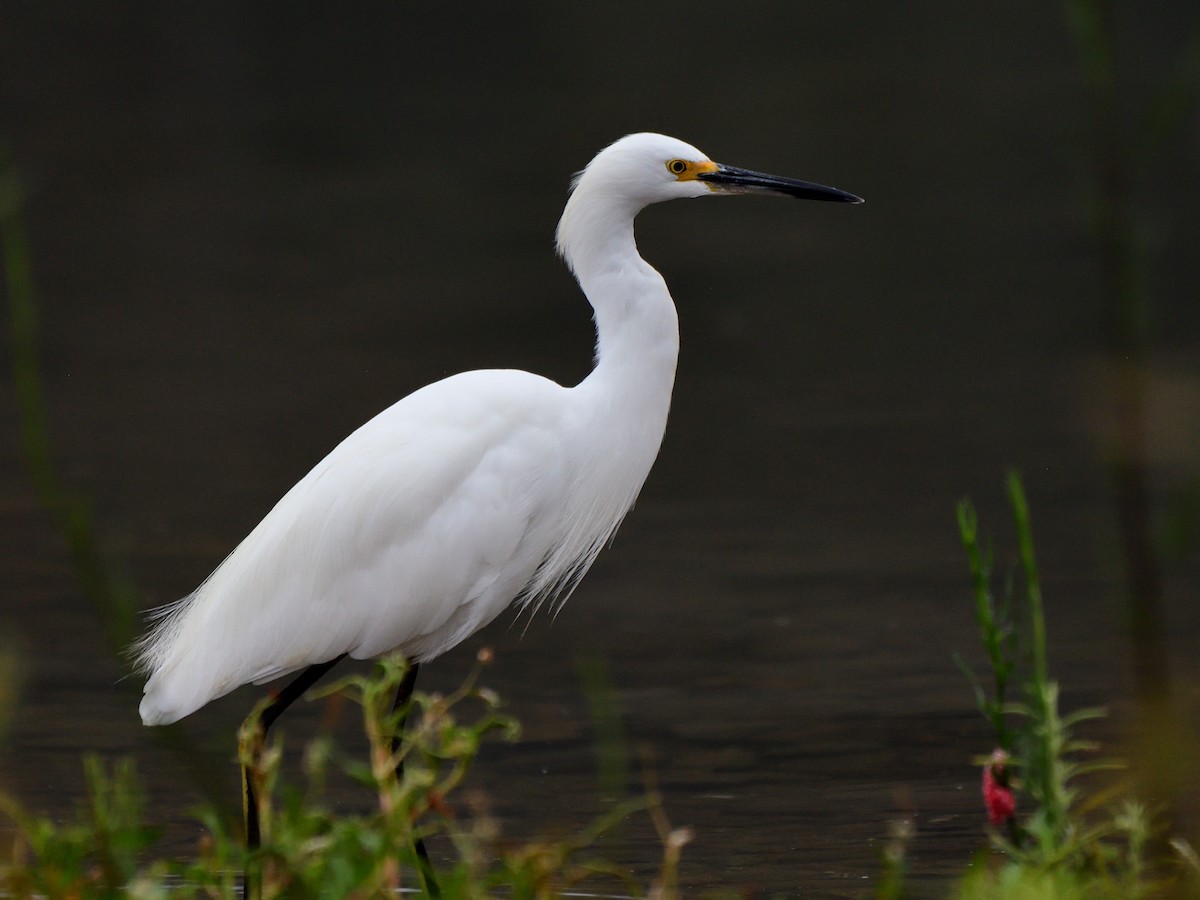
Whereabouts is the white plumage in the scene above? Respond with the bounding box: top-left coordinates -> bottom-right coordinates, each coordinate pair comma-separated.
135,132 -> 861,726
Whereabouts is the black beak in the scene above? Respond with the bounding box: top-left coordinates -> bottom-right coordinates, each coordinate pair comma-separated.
697,164 -> 863,204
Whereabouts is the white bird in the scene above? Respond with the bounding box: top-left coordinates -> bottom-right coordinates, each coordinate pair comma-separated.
135,132 -> 860,730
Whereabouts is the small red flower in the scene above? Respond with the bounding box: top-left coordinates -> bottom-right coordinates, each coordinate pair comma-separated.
982,748 -> 1015,827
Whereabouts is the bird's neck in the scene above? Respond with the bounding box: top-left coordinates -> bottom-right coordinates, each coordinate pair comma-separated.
559,196 -> 680,408
586,262 -> 680,393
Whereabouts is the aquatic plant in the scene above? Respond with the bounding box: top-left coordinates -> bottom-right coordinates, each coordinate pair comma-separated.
0,650 -> 694,898
954,473 -> 1185,897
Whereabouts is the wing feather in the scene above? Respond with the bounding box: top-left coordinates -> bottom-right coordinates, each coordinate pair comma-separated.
137,370 -> 570,724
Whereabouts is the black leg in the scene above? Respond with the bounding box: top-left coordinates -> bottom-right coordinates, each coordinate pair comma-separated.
390,661 -> 440,898
242,654 -> 346,898
390,660 -> 420,754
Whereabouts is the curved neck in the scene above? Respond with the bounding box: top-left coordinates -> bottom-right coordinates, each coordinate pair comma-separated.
558,192 -> 680,402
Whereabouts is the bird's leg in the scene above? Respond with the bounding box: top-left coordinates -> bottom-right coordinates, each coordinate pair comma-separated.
390,661 -> 441,898
241,654 -> 346,899
390,659 -> 420,755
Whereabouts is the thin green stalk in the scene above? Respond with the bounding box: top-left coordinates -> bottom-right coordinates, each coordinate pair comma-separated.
1006,472 -> 1046,689
1006,473 -> 1075,848
956,499 -> 1014,749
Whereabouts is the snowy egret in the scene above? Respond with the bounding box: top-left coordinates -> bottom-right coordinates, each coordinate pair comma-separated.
133,132 -> 860,858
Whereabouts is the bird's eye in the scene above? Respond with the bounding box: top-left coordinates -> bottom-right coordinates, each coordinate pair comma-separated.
667,159 -> 689,175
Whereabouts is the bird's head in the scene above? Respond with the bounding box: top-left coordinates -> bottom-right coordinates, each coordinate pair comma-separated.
568,132 -> 864,207
556,132 -> 861,276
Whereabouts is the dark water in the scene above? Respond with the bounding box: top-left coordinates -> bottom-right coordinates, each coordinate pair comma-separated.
2,2 -> 1198,896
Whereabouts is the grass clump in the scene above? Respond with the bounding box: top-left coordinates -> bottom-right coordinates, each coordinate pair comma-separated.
0,650 -> 692,898
953,471 -> 1188,898
0,756 -> 169,898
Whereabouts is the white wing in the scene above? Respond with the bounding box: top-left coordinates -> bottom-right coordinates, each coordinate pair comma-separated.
137,369 -> 572,725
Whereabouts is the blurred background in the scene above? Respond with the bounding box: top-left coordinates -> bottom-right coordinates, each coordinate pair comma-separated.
1,1 -> 1198,895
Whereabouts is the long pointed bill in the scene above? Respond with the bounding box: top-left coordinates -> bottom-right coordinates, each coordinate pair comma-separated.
697,163 -> 863,203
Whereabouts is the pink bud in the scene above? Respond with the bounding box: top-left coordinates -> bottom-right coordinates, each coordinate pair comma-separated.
982,749 -> 1015,826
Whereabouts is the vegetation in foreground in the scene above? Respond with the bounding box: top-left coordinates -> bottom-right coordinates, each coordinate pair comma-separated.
0,649 -> 696,899
877,472 -> 1199,900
